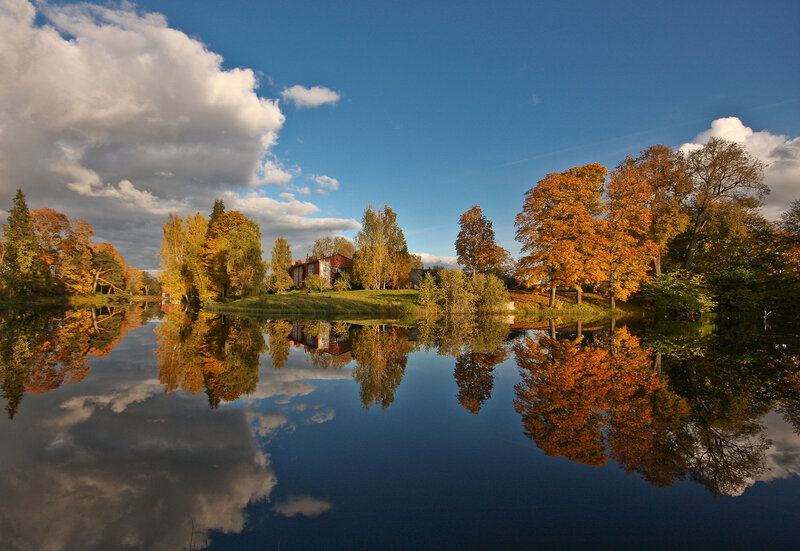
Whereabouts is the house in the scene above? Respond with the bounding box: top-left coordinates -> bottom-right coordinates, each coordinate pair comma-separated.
290,253 -> 353,287
409,268 -> 434,289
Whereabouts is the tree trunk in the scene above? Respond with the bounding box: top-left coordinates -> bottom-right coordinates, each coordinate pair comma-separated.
93,270 -> 102,293
653,252 -> 662,276
654,352 -> 662,374
549,286 -> 556,308
576,286 -> 582,306
576,320 -> 582,340
549,318 -> 556,339
610,294 -> 616,312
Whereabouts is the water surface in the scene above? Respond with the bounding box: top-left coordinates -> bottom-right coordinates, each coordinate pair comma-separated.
1,306 -> 799,550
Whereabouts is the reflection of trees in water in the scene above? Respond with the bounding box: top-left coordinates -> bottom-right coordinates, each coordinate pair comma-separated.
266,320 -> 292,369
351,325 -> 415,410
0,303 -> 157,419
155,311 -> 265,407
513,320 -> 800,496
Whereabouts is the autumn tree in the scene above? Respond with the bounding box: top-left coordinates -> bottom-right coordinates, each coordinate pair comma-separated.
353,205 -> 413,289
200,210 -> 249,299
92,243 -> 128,294
31,208 -> 95,294
622,145 -> 693,274
596,167 -> 658,310
158,214 -> 192,302
455,206 -> 509,275
269,237 -> 294,293
515,164 -> 607,307
682,138 -> 767,270
311,236 -> 356,259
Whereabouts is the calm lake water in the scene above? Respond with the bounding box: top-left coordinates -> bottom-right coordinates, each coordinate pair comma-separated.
1,304 -> 800,550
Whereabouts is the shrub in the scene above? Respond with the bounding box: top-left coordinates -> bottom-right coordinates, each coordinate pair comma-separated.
270,271 -> 294,294
417,272 -> 440,312
437,269 -> 477,313
304,274 -> 330,293
639,270 -> 715,317
470,272 -> 511,313
334,271 -> 352,292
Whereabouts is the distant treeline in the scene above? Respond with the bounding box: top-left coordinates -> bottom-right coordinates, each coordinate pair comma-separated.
0,190 -> 159,299
157,200 -> 425,303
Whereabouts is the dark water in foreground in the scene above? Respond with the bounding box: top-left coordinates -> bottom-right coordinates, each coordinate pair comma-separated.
1,305 -> 800,550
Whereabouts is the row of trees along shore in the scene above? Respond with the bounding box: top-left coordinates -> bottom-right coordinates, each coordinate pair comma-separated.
157,201 -> 425,303
0,190 -> 159,299
455,138 -> 800,313
4,136 -> 798,313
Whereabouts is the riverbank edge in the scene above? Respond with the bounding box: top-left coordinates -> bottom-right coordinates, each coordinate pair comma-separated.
204,288 -> 641,321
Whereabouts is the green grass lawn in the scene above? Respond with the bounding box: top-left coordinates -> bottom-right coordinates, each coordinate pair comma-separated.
208,287 -> 640,321
207,289 -> 420,319
510,289 -> 642,319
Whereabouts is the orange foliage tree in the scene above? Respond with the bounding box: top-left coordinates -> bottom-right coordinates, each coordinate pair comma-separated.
455,205 -> 509,276
515,163 -> 607,307
595,166 -> 658,310
31,208 -> 96,294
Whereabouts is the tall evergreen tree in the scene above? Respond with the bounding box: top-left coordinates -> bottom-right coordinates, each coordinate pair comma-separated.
206,199 -> 225,237
1,190 -> 46,295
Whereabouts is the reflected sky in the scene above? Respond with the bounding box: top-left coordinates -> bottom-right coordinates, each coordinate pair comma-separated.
1,311 -> 800,550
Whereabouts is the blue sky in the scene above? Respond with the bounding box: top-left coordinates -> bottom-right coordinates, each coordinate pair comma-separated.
2,0 -> 799,267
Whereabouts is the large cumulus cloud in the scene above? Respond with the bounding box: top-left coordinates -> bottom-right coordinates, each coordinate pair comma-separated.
0,0 -> 358,268
680,117 -> 800,220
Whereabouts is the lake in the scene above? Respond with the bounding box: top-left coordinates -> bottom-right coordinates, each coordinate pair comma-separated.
1,304 -> 799,550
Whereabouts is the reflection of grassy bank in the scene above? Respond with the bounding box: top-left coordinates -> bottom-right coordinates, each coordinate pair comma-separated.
208,290 -> 419,319
0,293 -> 159,310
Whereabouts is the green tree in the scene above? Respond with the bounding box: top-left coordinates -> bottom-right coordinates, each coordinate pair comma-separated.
353,205 -> 412,289
269,237 -> 294,293
225,220 -> 266,297
683,138 -> 767,270
304,273 -> 329,292
622,145 -> 693,274
1,190 -> 46,295
206,199 -> 225,237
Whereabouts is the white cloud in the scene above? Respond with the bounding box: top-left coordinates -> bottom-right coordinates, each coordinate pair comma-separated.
413,253 -> 461,269
0,1 -> 357,268
0,363 -> 276,550
531,93 -> 541,105
311,174 -> 340,196
281,85 -> 341,108
272,495 -> 333,517
257,159 -> 294,186
680,117 -> 800,220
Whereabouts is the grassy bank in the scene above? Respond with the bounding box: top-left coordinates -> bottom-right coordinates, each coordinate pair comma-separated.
510,290 -> 642,319
207,289 -> 420,319
209,287 -> 639,321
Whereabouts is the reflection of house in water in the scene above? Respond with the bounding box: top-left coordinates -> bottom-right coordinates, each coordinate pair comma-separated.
289,321 -> 352,356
